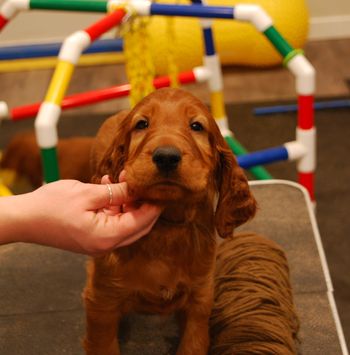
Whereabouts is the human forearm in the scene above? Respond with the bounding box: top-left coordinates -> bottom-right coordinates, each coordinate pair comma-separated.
0,193 -> 35,245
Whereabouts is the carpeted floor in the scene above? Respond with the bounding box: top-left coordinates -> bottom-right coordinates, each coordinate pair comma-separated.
0,98 -> 349,351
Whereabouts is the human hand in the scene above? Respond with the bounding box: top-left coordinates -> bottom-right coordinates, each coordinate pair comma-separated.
4,176 -> 161,255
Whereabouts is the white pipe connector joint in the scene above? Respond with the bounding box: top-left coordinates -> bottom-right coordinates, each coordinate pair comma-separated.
0,0 -> 29,19
58,31 -> 91,65
284,140 -> 307,162
287,54 -> 316,95
204,55 -> 223,92
296,127 -> 316,172
234,4 -> 273,32
193,66 -> 211,83
216,117 -> 231,137
200,19 -> 213,29
35,103 -> 61,148
108,0 -> 151,16
0,102 -> 9,119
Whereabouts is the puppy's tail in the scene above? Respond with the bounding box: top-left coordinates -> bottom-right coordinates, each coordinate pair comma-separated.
210,232 -> 299,355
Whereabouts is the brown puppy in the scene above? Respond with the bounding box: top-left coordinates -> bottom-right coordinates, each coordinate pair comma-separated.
83,88 -> 257,355
1,131 -> 93,188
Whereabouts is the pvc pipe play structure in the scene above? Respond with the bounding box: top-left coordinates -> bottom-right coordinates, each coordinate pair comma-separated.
0,0 -> 316,200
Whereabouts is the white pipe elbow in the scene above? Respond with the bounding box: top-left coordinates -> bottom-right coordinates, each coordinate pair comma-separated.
234,4 -> 273,32
287,55 -> 316,95
58,31 -> 91,65
34,103 -> 61,148
0,0 -> 29,19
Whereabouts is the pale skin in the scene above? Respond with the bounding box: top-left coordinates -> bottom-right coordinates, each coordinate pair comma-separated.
0,173 -> 162,255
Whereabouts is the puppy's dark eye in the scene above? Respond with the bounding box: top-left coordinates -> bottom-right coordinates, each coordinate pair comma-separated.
190,121 -> 204,132
135,119 -> 149,130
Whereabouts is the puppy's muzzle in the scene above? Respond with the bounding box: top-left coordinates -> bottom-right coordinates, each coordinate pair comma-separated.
152,146 -> 182,173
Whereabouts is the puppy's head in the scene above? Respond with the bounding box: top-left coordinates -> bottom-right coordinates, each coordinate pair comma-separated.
94,88 -> 256,236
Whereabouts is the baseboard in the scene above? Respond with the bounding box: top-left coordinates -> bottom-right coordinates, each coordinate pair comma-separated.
309,15 -> 350,40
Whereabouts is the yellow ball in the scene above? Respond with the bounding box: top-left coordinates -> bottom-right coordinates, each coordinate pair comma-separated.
147,0 -> 309,74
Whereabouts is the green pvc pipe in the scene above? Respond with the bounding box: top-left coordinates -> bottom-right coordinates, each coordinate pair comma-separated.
263,26 -> 294,58
225,136 -> 273,180
30,0 -> 108,12
40,147 -> 60,183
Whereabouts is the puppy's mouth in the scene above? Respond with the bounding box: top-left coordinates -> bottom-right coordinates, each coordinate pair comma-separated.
147,178 -> 188,196
152,180 -> 184,188
127,174 -> 190,203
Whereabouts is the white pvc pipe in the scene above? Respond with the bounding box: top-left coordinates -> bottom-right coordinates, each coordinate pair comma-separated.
204,54 -> 223,92
0,101 -> 9,119
216,117 -> 230,136
108,0 -> 151,16
58,31 -> 91,65
200,18 -> 213,29
193,66 -> 211,83
234,4 -> 273,32
296,127 -> 316,172
34,102 -> 61,148
284,140 -> 307,161
0,0 -> 29,20
287,54 -> 316,96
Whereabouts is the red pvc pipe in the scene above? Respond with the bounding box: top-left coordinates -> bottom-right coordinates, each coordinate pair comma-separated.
84,9 -> 126,41
154,70 -> 196,88
63,84 -> 130,109
12,103 -> 41,120
298,95 -> 314,129
10,70 -> 197,120
0,14 -> 8,30
298,171 -> 314,201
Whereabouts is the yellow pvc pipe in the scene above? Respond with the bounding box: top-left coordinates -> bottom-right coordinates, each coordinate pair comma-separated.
45,60 -> 75,105
0,53 -> 125,73
210,91 -> 226,120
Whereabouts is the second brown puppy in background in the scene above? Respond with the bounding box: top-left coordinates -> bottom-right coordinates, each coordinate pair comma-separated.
1,131 -> 93,188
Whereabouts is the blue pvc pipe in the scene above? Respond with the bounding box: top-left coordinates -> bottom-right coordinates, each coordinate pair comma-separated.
0,38 -> 123,60
150,3 -> 235,19
203,28 -> 216,55
237,146 -> 289,169
254,99 -> 350,116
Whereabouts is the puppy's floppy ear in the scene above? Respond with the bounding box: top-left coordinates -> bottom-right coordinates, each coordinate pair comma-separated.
90,110 -> 130,184
214,132 -> 257,238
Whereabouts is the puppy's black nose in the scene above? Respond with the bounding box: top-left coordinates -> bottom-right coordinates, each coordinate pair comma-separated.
152,146 -> 182,172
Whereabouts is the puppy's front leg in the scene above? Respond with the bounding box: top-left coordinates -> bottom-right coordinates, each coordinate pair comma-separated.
176,288 -> 213,355
83,296 -> 121,355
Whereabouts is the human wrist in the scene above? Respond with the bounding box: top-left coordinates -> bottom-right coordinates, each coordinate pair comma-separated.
0,194 -> 29,244
0,192 -> 45,245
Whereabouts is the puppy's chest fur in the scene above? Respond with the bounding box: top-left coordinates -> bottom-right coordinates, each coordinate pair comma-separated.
98,222 -> 216,314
